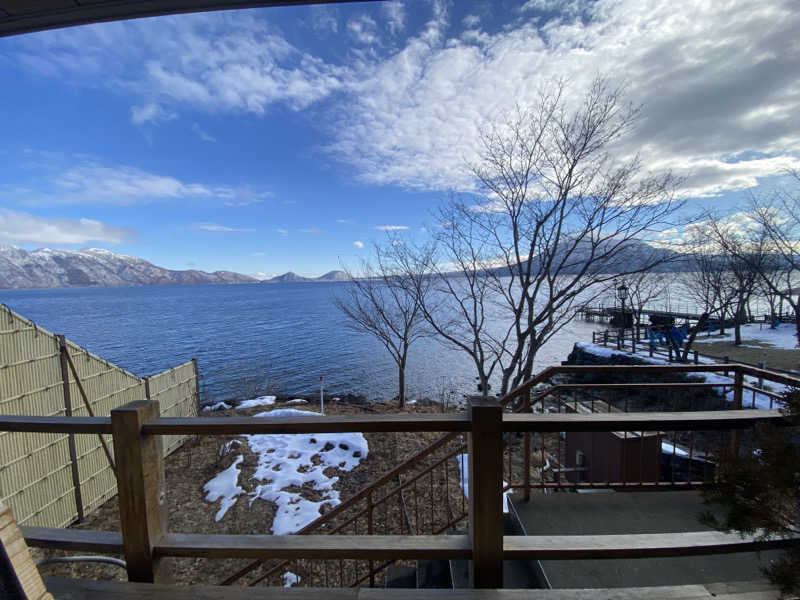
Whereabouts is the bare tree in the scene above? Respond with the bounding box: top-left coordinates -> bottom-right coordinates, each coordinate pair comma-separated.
744,172 -> 800,345
335,245 -> 429,407
402,78 -> 682,396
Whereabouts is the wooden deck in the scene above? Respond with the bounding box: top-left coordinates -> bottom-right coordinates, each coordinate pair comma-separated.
45,577 -> 781,599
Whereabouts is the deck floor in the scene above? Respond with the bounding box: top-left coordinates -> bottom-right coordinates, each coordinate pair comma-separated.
509,490 -> 780,590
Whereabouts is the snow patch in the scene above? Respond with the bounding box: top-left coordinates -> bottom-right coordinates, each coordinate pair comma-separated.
203,455 -> 244,521
285,398 -> 309,405
238,395 -> 276,409
246,409 -> 368,534
456,453 -> 511,513
202,401 -> 231,412
283,571 -> 301,587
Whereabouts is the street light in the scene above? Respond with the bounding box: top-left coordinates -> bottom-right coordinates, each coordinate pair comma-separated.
617,281 -> 628,338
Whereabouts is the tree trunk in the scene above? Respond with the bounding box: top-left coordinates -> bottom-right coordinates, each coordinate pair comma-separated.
681,313 -> 709,362
397,360 -> 406,408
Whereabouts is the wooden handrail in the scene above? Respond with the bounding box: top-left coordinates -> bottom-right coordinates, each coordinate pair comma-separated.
25,527 -> 794,563
143,413 -> 470,435
503,531 -> 799,559
21,526 -> 123,553
503,409 -> 785,432
0,415 -> 112,434
157,534 -> 471,560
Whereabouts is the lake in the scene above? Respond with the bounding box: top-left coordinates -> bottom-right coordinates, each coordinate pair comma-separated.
0,282 -> 607,404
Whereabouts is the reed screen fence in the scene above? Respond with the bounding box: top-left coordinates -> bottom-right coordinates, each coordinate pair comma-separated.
0,304 -> 198,528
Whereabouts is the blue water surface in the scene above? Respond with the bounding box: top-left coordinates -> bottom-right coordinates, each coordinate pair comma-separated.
0,282 -> 602,404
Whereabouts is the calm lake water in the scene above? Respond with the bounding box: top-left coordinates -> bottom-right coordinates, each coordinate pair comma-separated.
0,282 -> 607,404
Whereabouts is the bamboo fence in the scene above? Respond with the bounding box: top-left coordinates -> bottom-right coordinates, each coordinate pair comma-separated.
0,304 -> 198,528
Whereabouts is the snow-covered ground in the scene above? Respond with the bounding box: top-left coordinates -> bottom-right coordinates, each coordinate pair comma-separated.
237,395 -> 276,409
202,401 -> 231,412
702,322 -> 797,350
202,455 -> 244,521
456,453 -> 511,513
203,408 -> 369,534
575,342 -> 785,411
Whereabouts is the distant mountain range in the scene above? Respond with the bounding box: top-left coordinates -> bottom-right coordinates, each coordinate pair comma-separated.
263,270 -> 349,283
0,245 -> 257,289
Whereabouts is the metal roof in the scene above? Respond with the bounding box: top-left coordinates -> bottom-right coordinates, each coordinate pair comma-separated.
0,0 -> 374,37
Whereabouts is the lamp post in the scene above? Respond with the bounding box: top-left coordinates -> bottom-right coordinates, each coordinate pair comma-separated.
617,280 -> 628,341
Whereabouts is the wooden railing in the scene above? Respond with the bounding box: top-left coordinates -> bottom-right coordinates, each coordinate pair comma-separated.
4,364 -> 798,589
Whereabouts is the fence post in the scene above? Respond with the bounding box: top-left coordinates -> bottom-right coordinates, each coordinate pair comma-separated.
191,358 -> 200,409
603,331 -> 608,346
631,337 -> 636,355
468,396 -> 503,588
694,351 -> 699,365
616,333 -> 622,351
668,346 -> 673,362
592,331 -> 595,344
57,335 -> 84,523
111,400 -> 170,583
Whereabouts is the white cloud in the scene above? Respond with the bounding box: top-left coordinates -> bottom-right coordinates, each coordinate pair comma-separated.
299,226 -> 322,234
462,14 -> 481,28
375,225 -> 409,231
9,12 -> 348,118
353,240 -> 364,248
347,15 -> 379,45
191,122 -> 216,142
131,102 -> 176,125
0,209 -> 133,244
276,227 -> 288,236
327,0 -> 800,197
8,2 -> 800,201
193,222 -> 255,232
5,154 -> 269,206
383,2 -> 406,35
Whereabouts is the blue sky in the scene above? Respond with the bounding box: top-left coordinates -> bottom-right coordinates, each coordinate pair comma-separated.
1,0 -> 798,277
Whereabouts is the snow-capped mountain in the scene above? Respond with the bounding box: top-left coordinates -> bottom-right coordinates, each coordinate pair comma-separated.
0,245 -> 257,289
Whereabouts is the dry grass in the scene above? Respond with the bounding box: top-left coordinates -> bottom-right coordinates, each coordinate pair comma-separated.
691,339 -> 799,372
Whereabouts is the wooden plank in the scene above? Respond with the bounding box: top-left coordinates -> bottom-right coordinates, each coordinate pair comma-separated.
548,382 -> 734,389
0,503 -> 52,600
0,415 -> 112,434
143,413 -> 470,435
47,576 -> 767,599
45,576 -> 359,599
21,526 -> 123,553
503,410 -> 785,432
155,533 -> 470,560
111,400 -> 169,583
468,397 -> 503,588
502,531 -> 799,559
737,365 -> 800,387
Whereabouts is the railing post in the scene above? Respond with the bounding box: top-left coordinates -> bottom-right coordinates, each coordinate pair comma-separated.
694,351 -> 699,365
603,331 -> 608,346
468,396 -> 503,589
729,369 -> 744,456
111,400 -> 170,583
523,388 -> 531,502
367,491 -> 375,587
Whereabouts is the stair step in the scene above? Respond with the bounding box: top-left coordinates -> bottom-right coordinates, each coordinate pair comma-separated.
417,559 -> 452,589
384,565 -> 416,588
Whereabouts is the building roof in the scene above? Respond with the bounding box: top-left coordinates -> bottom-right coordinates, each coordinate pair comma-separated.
511,490 -> 779,589
0,0 -> 371,37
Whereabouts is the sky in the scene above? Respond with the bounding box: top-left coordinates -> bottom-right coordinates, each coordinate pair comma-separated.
0,0 -> 799,278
